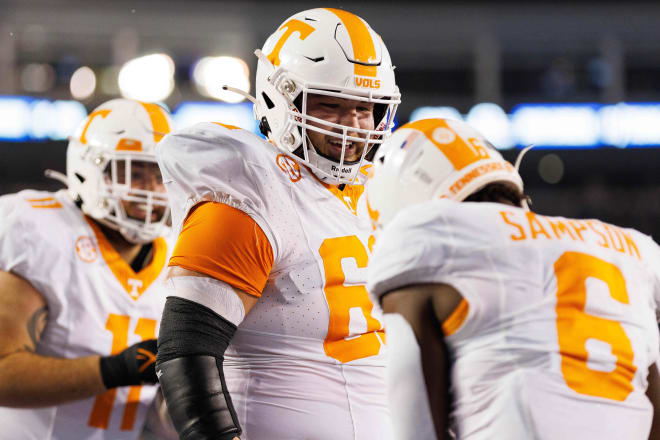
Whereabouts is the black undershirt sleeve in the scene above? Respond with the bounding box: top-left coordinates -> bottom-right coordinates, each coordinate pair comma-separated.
156,296 -> 241,440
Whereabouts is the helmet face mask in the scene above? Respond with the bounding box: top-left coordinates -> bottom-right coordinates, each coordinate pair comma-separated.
66,99 -> 173,244
254,8 -> 400,185
97,155 -> 170,243
295,90 -> 393,182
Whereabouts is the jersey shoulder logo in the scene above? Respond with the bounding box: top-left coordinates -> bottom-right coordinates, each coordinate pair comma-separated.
276,154 -> 302,182
75,236 -> 98,263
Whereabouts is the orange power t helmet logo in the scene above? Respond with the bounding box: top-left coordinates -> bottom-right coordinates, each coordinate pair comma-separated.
266,19 -> 316,66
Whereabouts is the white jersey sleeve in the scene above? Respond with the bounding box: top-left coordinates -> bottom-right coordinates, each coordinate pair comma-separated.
0,192 -> 64,291
0,192 -> 31,275
368,199 -> 459,298
157,122 -> 279,256
635,232 -> 660,321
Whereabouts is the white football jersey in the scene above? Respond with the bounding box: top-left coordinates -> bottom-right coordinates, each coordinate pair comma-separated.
158,122 -> 391,440
368,199 -> 660,440
0,189 -> 171,440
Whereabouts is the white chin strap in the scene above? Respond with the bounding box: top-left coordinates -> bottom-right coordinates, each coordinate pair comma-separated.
96,193 -> 170,244
305,147 -> 364,184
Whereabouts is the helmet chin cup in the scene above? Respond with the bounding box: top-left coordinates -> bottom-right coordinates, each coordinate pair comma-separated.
305,147 -> 363,184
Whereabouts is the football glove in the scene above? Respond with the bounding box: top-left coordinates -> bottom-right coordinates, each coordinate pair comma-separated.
100,338 -> 158,389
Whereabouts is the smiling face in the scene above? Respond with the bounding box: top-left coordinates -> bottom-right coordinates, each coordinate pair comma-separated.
304,94 -> 375,163
111,160 -> 167,222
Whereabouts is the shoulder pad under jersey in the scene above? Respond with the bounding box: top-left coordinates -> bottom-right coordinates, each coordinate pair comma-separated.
157,122 -> 278,231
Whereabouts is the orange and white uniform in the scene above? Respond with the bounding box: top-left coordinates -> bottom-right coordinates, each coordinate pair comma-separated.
368,199 -> 660,440
0,189 -> 171,440
157,122 -> 392,440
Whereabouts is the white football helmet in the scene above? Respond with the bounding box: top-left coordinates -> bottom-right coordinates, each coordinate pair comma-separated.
254,8 -> 400,184
366,118 -> 524,229
66,98 -> 173,243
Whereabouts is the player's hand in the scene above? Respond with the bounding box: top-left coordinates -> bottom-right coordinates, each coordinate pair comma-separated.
99,339 -> 158,388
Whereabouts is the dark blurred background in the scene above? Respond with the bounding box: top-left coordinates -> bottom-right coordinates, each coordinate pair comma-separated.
1,0 -> 659,237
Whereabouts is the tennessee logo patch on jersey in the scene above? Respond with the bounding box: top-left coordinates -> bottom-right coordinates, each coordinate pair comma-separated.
276,154 -> 302,182
75,236 -> 98,263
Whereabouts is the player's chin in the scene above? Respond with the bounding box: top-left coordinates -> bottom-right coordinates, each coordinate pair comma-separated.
325,141 -> 364,163
343,145 -> 365,163
126,208 -> 165,223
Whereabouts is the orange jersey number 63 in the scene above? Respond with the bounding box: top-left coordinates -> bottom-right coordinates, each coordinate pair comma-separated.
554,251 -> 637,401
320,236 -> 385,363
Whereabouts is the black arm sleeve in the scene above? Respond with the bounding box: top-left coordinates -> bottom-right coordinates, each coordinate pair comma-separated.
156,296 -> 241,440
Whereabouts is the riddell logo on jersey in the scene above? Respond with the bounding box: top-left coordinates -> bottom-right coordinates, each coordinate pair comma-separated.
355,77 -> 380,89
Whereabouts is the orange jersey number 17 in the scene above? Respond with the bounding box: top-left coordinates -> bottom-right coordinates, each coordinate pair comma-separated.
88,314 -> 156,430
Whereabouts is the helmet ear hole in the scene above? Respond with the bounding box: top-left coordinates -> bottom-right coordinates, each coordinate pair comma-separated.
261,92 -> 275,110
259,117 -> 271,137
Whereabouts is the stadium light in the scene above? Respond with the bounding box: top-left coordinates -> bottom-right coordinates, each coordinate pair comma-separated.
409,106 -> 463,122
0,97 -> 86,141
0,97 -> 32,140
118,54 -> 175,102
511,104 -> 600,148
466,103 -> 514,149
173,101 -> 258,133
192,56 -> 250,103
70,66 -> 96,100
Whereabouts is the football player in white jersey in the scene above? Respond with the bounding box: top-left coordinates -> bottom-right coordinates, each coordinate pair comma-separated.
366,118 -> 660,439
0,99 -> 176,439
154,8 -> 400,440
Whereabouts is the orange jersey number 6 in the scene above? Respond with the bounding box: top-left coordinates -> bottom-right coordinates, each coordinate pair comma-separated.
554,251 -> 637,401
320,236 -> 385,363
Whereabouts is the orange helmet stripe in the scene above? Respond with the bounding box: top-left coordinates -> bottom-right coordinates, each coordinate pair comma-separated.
404,119 -> 491,170
325,8 -> 377,78
139,102 -> 171,143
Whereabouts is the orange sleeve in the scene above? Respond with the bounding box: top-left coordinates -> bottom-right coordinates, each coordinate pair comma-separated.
169,202 -> 274,297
